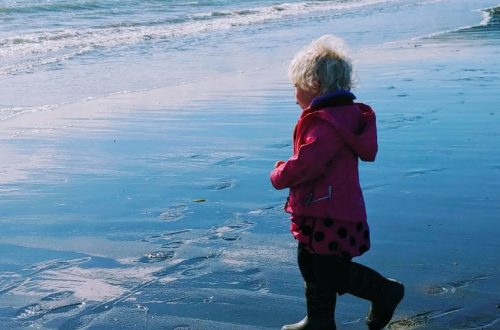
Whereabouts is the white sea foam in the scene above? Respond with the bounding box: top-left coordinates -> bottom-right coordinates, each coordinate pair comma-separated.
480,10 -> 491,26
0,104 -> 58,122
479,5 -> 500,26
0,0 -> 397,75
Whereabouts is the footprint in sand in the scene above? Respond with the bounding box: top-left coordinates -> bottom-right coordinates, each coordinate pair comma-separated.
207,178 -> 236,191
141,231 -> 191,244
210,220 -> 255,241
138,242 -> 183,264
153,252 -> 219,279
159,204 -> 188,221
224,268 -> 268,292
247,277 -> 268,292
139,233 -> 188,263
226,273 -> 268,292
179,253 -> 221,278
247,204 -> 283,216
155,230 -> 192,247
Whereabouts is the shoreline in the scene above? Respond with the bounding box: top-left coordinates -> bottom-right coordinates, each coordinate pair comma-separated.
1,0 -> 496,121
1,3 -> 500,329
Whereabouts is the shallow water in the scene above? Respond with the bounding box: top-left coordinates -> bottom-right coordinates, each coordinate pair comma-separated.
1,0 -> 500,329
1,0 -> 498,114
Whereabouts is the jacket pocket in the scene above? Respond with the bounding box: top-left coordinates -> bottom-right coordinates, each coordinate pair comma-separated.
303,185 -> 333,206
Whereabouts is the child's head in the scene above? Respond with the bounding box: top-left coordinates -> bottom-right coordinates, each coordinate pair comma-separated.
289,35 -> 353,96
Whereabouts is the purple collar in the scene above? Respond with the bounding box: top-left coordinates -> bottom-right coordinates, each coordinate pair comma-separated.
310,90 -> 356,110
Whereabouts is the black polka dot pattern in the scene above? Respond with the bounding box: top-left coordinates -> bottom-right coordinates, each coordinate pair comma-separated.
301,225 -> 312,236
349,237 -> 356,246
291,215 -> 370,258
314,231 -> 325,242
328,241 -> 339,251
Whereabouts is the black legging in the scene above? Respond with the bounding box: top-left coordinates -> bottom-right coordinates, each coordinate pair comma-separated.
297,243 -> 351,295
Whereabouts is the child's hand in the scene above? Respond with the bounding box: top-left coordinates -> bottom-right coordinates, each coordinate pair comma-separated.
274,160 -> 285,168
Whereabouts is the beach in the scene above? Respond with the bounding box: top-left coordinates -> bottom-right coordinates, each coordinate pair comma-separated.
1,0 -> 499,329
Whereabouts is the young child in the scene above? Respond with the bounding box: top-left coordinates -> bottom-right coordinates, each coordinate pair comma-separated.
270,35 -> 404,330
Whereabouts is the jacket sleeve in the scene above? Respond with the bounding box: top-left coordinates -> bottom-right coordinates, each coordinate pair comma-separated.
270,121 -> 342,190
357,104 -> 378,162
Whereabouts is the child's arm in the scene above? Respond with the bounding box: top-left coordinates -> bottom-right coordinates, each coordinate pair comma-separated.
270,122 -> 342,190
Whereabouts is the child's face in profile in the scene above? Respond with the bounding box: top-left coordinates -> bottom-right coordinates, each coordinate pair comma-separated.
295,87 -> 319,110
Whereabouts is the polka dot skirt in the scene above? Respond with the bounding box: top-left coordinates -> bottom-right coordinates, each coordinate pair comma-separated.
290,215 -> 371,259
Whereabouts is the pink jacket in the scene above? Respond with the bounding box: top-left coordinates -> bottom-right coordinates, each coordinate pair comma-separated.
270,92 -> 378,223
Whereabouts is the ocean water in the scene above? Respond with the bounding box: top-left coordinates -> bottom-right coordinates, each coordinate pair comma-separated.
0,0 -> 498,119
1,0 -> 500,329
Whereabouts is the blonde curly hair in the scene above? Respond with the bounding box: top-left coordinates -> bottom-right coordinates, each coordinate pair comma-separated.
289,35 -> 353,95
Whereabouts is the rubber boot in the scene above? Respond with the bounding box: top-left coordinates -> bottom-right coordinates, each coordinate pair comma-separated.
281,283 -> 336,330
344,263 -> 404,330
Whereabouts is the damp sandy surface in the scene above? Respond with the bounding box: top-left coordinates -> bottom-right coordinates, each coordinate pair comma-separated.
1,4 -> 500,330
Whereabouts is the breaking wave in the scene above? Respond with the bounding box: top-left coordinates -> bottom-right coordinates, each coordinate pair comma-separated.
0,0 -> 397,76
425,5 -> 500,41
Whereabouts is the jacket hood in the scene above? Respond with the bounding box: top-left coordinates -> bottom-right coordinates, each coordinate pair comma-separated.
301,90 -> 378,161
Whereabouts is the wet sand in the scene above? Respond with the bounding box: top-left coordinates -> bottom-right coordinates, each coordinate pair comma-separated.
1,11 -> 500,330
